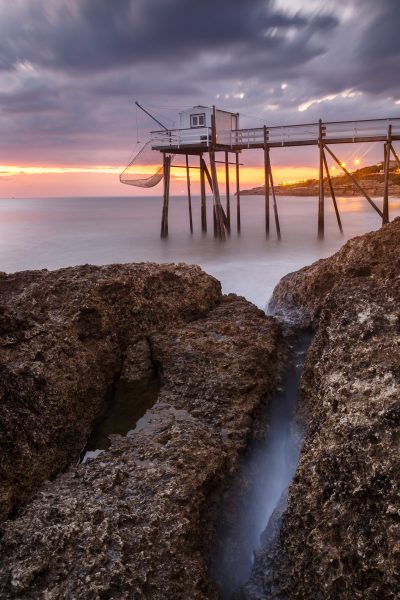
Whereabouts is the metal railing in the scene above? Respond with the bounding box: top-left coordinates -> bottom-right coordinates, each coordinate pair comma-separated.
151,118 -> 400,150
216,128 -> 263,146
151,127 -> 211,149
324,118 -> 400,140
218,118 -> 400,147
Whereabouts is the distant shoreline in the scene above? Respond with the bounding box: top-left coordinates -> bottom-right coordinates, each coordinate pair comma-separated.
240,163 -> 400,197
240,183 -> 400,197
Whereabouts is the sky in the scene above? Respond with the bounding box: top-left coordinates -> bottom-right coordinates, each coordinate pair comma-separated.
1,0 -> 399,197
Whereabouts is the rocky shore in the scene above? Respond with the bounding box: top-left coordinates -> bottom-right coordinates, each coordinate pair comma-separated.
1,218 -> 400,599
246,218 -> 400,599
0,263 -> 220,524
0,264 -> 284,598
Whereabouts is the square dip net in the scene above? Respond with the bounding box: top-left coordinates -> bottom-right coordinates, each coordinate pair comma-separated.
120,142 -> 174,188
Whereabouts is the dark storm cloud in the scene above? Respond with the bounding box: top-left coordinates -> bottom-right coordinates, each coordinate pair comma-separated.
298,0 -> 400,100
353,0 -> 400,95
0,0 -> 335,74
200,13 -> 338,83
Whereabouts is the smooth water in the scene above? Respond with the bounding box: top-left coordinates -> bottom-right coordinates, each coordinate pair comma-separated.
0,194 -> 398,308
210,334 -> 311,598
81,376 -> 160,463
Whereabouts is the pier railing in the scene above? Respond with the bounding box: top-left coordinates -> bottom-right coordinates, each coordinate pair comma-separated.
151,118 -> 400,151
216,117 -> 400,148
151,127 -> 211,149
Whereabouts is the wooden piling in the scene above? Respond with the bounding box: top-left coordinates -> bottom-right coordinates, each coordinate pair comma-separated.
236,152 -> 241,233
200,154 -> 207,233
389,142 -> 400,167
318,119 -> 325,239
268,155 -> 281,241
209,150 -> 227,240
383,124 -> 392,225
322,148 -> 343,234
225,151 -> 231,234
185,155 -> 193,233
161,154 -> 171,238
213,206 -> 217,237
264,126 -> 270,237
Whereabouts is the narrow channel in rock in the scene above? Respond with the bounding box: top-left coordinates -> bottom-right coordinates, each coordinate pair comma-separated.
209,332 -> 311,599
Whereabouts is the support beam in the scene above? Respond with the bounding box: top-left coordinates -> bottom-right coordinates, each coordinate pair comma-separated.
209,150 -> 227,240
236,152 -> 241,234
202,156 -> 229,236
161,154 -> 171,238
318,119 -> 325,239
267,153 -> 281,241
200,154 -> 207,233
210,110 -> 218,238
324,145 -> 383,219
202,159 -> 214,193
225,151 -> 231,234
322,148 -> 343,234
185,155 -> 193,234
215,160 -> 243,166
171,164 -> 201,170
264,126 -> 270,237
213,204 -> 217,237
383,124 -> 392,225
389,142 -> 400,167
211,106 -> 217,146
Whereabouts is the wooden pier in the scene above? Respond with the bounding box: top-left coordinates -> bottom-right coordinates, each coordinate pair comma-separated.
130,107 -> 400,239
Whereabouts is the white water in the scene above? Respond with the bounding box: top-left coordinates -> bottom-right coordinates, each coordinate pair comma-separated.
0,194 -> 398,308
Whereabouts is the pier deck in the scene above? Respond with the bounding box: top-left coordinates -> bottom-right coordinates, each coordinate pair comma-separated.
151,117 -> 400,152
146,113 -> 400,240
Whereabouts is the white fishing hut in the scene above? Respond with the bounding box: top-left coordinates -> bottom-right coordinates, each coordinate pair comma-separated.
151,106 -> 239,148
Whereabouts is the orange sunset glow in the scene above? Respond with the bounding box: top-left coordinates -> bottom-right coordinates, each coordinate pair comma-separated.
1,163 -> 319,197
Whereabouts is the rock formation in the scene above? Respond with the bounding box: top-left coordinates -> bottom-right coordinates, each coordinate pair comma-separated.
246,218 -> 400,599
0,264 -> 284,599
0,263 -> 220,523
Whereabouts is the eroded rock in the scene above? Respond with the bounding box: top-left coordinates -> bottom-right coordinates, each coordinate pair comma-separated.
248,218 -> 400,599
0,275 -> 284,599
270,218 -> 400,327
0,263 -> 220,522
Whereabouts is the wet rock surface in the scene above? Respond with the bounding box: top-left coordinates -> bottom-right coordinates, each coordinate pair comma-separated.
0,266 -> 284,598
248,218 -> 400,599
0,263 -> 221,522
270,218 -> 400,327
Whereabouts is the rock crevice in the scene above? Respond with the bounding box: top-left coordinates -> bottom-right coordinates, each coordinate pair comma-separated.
0,263 -> 221,523
0,267 -> 285,599
248,218 -> 400,599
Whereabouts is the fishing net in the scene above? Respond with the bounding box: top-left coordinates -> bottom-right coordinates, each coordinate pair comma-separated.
120,141 -> 174,188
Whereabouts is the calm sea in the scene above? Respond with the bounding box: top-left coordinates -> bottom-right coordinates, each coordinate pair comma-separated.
0,194 -> 398,308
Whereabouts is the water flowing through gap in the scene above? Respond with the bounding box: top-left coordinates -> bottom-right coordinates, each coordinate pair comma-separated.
209,332 -> 312,599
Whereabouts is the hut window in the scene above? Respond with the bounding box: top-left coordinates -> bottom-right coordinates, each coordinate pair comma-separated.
190,113 -> 205,128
